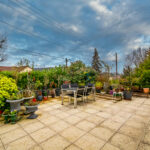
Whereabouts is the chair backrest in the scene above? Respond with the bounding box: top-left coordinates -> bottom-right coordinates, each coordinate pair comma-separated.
61,84 -> 70,89
70,83 -> 78,88
77,88 -> 85,95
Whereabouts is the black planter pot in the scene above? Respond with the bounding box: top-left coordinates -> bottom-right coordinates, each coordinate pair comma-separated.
37,95 -> 43,101
55,88 -> 61,96
96,89 -> 101,93
123,91 -> 132,100
25,105 -> 39,119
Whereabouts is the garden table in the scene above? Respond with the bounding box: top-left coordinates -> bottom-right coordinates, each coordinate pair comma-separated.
61,88 -> 78,108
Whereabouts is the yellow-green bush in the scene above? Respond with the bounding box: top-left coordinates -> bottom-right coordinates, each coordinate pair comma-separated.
0,75 -> 18,109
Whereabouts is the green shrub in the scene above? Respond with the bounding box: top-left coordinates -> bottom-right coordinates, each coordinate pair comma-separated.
0,75 -> 18,109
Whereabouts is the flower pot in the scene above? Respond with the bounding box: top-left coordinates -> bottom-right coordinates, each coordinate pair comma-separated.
6,99 -> 24,112
37,95 -> 43,101
2,114 -> 9,124
123,91 -> 132,100
25,105 -> 39,119
96,88 -> 101,93
143,88 -> 149,94
9,114 -> 17,124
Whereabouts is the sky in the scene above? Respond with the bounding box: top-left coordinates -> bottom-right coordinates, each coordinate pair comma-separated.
0,0 -> 150,73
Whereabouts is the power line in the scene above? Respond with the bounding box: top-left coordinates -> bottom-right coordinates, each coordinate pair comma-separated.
8,0 -> 78,38
8,46 -> 66,60
0,19 -> 66,49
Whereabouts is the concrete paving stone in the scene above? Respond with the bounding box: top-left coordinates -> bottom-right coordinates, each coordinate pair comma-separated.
65,144 -> 81,150
90,126 -> 115,141
86,115 -> 105,125
0,140 -> 2,147
118,111 -> 132,119
30,127 -> 56,143
0,128 -> 27,145
60,126 -> 85,143
84,108 -> 98,114
96,112 -> 112,119
55,112 -> 70,119
0,124 -> 20,135
125,120 -> 146,129
143,130 -> 150,144
18,118 -> 38,126
75,112 -> 90,119
129,115 -> 150,124
40,116 -> 59,125
119,125 -> 143,140
42,107 -> 54,112
5,136 -> 36,150
111,115 -> 128,123
23,121 -> 44,133
66,109 -> 80,115
101,119 -> 122,131
50,120 -> 70,132
49,109 -> 62,115
136,110 -> 150,118
138,143 -> 150,150
41,135 -> 70,150
75,133 -> 105,150
65,115 -> 82,125
110,133 -> 139,150
0,146 -> 4,150
29,145 -> 42,150
101,143 -> 120,150
76,120 -> 95,131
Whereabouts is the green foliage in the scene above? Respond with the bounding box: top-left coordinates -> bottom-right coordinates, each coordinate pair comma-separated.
0,75 -> 18,109
95,81 -> 103,88
134,55 -> 150,88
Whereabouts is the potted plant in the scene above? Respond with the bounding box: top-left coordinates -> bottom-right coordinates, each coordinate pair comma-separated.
9,110 -> 17,124
123,87 -> 132,100
6,92 -> 24,112
23,90 -> 34,103
95,81 -> 102,93
24,99 -> 39,119
2,109 -> 10,124
35,80 -> 43,101
50,81 -> 56,98
143,87 -> 149,94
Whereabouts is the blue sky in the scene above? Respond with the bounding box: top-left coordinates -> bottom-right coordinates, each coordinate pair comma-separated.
0,0 -> 150,72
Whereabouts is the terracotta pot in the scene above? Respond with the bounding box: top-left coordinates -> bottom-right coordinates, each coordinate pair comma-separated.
143,88 -> 149,94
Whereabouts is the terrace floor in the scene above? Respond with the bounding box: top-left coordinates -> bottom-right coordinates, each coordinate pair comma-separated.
0,96 -> 150,150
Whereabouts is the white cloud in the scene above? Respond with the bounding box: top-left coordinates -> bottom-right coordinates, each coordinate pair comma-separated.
89,0 -> 112,16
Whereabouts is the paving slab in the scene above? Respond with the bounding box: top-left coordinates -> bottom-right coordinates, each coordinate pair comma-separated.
75,133 -> 105,150
90,126 -> 115,141
30,127 -> 56,143
60,126 -> 85,143
41,135 -> 70,150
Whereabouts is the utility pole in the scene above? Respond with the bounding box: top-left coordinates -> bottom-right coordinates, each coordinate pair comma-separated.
115,53 -> 118,78
65,58 -> 68,67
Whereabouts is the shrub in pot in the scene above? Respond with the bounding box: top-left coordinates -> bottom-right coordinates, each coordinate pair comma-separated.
123,88 -> 132,100
9,110 -> 17,124
0,75 -> 18,111
2,109 -> 10,124
95,82 -> 102,93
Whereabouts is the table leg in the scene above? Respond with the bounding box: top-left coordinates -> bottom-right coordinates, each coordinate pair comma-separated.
74,91 -> 77,108
61,91 -> 64,105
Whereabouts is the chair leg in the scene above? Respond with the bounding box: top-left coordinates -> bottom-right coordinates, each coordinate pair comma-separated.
69,97 -> 71,104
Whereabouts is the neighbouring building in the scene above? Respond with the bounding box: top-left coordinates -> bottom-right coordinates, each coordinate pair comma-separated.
0,66 -> 32,73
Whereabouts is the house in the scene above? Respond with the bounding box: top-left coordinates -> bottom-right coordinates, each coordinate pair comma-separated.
0,66 -> 32,73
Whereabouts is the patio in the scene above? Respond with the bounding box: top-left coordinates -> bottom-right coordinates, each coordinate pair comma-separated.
0,96 -> 150,150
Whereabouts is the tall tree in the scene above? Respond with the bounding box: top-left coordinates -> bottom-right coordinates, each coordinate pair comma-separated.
92,48 -> 102,73
16,58 -> 34,68
0,35 -> 7,62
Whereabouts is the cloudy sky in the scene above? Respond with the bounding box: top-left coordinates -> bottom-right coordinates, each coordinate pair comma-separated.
0,0 -> 150,72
